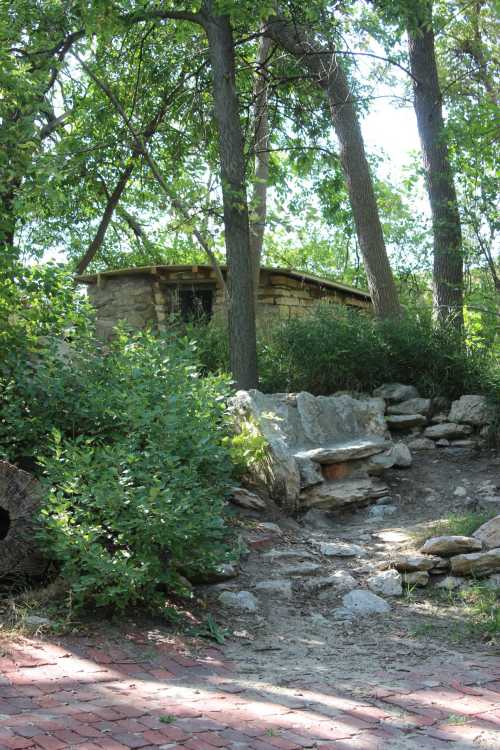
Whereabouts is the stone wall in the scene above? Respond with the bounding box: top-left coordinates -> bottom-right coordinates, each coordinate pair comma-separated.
83,267 -> 371,339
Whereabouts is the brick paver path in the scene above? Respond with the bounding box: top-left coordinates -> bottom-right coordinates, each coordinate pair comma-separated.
1,634 -> 500,749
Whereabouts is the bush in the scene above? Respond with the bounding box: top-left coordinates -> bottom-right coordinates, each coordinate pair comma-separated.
192,303 -> 498,401
33,330 -> 235,612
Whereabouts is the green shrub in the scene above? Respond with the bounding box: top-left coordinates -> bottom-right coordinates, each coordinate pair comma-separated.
192,303 -> 499,402
34,330 -> 235,612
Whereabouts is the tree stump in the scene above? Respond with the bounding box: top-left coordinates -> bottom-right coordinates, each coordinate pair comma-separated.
0,460 -> 47,579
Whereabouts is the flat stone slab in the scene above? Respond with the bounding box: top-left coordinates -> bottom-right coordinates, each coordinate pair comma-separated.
387,398 -> 432,417
314,541 -> 367,557
278,562 -> 322,576
304,571 -> 357,594
294,438 -> 390,465
420,535 -> 483,557
254,579 -> 292,597
424,422 -> 473,440
402,571 -> 430,587
450,548 -> 500,577
301,476 -> 389,510
373,383 -> 419,402
218,590 -> 258,611
386,414 -> 427,430
382,553 -> 442,572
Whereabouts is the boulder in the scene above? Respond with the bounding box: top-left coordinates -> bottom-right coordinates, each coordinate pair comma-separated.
473,515 -> 500,550
402,571 -> 429,587
218,590 -> 258,612
301,476 -> 389,510
231,390 -> 389,512
367,569 -> 403,596
301,509 -> 336,530
337,589 -> 391,617
386,414 -> 427,430
424,423 -> 473,440
389,442 -> 413,468
188,563 -> 239,584
368,504 -> 397,519
420,535 -> 482,557
387,398 -> 432,417
450,548 -> 500,577
449,395 -> 492,426
373,383 -> 419,402
407,437 -> 436,451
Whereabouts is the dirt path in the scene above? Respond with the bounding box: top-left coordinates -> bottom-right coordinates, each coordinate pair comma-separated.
0,449 -> 499,749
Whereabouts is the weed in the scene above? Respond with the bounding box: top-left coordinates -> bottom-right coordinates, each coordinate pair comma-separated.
159,715 -> 176,724
410,512 -> 494,547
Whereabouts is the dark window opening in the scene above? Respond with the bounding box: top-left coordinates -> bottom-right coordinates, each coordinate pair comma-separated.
179,288 -> 213,321
0,506 -> 11,540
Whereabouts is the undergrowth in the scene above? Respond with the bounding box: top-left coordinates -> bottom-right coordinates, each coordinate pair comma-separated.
410,512 -> 495,547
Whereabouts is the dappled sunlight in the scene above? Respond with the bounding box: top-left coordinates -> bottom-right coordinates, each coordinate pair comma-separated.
0,632 -> 499,749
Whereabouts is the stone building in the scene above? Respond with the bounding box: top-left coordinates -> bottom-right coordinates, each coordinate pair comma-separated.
76,264 -> 372,339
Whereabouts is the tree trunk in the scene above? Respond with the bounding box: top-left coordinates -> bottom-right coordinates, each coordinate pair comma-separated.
201,2 -> 258,389
0,460 -> 47,580
249,36 -> 272,300
76,162 -> 134,275
265,17 -> 401,318
407,4 -> 464,329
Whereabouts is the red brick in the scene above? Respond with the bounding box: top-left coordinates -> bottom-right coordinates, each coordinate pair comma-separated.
31,736 -> 66,750
184,740 -> 220,750
1,738 -> 35,750
54,729 -> 85,744
110,735 -> 149,749
195,732 -> 228,747
140,732 -> 166,746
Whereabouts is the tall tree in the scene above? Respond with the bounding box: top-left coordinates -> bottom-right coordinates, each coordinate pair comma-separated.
264,14 -> 401,318
406,2 -> 464,329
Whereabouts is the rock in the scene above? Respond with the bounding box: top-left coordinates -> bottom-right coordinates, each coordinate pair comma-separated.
373,383 -> 419,402
385,553 -> 441,572
301,476 -> 389,510
423,423 -> 473,440
387,398 -> 432,417
314,541 -> 366,557
259,522 -> 283,536
376,495 -> 393,505
390,442 -> 413,467
473,515 -> 500,550
301,509 -> 336,530
231,389 -> 389,512
449,439 -> 476,448
338,589 -> 391,617
432,414 -> 450,424
296,457 -> 324,488
294,437 -> 390,465
431,396 -> 450,415
407,437 -> 436,451
230,487 -> 267,511
254,579 -> 292,597
386,414 -> 427,430
306,571 -> 357,594
485,574 -> 500,589
450,548 -> 500,577
435,576 -> 466,590
310,612 -> 330,626
24,615 -> 52,627
218,590 -> 258,611
430,557 -> 450,572
436,439 -> 450,447
453,486 -> 468,497
367,569 -> 403,596
262,547 -> 316,561
449,395 -> 492,426
368,504 -> 397,520
189,563 -> 239,584
402,571 -> 429,587
420,535 -> 482,557
278,562 -> 322,577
